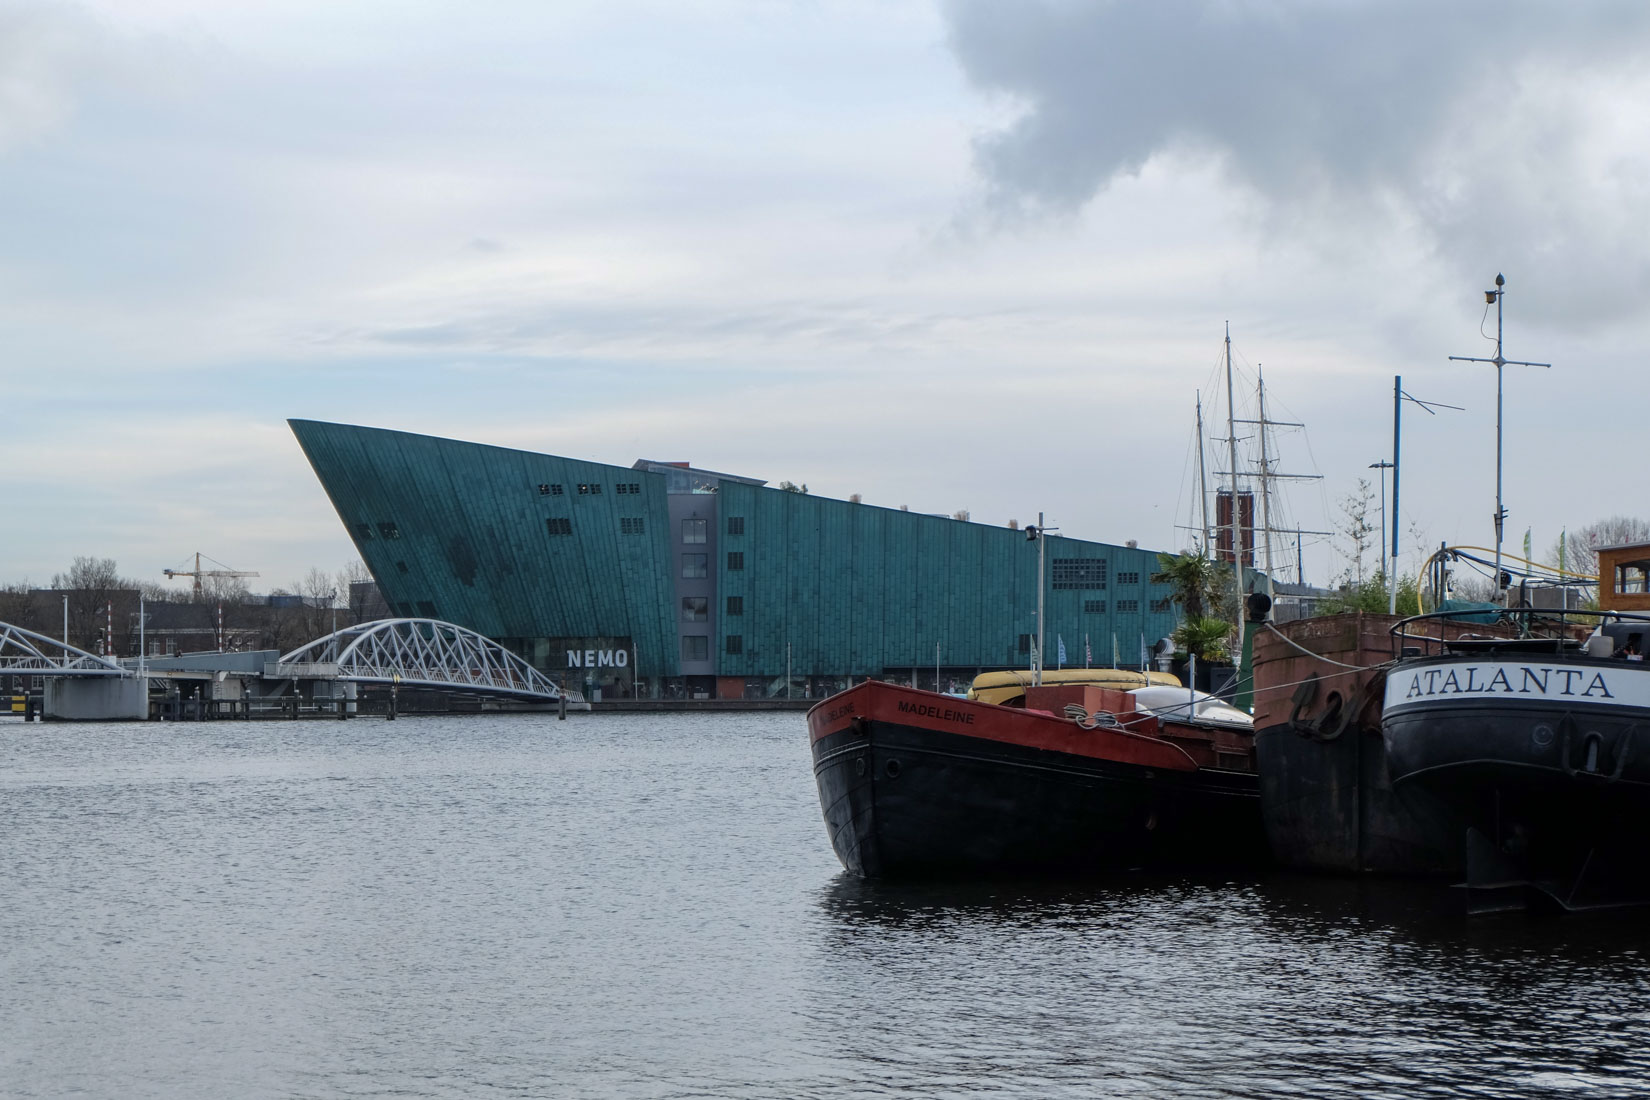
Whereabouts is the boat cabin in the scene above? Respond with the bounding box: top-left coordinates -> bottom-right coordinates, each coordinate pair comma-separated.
1598,541 -> 1650,614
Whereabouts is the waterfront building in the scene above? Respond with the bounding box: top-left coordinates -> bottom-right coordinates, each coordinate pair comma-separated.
290,420 -> 1181,700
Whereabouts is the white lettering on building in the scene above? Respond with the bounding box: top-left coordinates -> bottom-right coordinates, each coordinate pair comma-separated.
567,648 -> 630,669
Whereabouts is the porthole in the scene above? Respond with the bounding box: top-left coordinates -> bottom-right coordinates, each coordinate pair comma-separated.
884,758 -> 902,779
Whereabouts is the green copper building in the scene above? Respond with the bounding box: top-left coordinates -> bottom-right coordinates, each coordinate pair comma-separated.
290,420 -> 1180,699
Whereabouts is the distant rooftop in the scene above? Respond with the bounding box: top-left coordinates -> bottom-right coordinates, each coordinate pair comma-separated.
630,460 -> 767,489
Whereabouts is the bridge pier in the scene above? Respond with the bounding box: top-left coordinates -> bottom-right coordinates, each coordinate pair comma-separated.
43,677 -> 148,721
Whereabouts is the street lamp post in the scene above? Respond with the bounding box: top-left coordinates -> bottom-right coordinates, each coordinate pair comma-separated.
1025,512 -> 1060,687
1368,461 -> 1394,583
1389,375 -> 1462,613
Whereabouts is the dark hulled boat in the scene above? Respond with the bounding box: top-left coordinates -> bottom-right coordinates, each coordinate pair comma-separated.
1250,613 -> 1472,877
807,675 -> 1266,877
1381,607 -> 1650,909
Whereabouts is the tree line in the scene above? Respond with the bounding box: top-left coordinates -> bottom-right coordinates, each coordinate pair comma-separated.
0,557 -> 377,657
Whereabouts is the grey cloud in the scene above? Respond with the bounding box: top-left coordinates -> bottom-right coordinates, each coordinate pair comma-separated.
944,0 -> 1650,324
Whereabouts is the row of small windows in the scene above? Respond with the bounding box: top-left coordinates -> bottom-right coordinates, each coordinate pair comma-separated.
1117,571 -> 1141,585
686,633 -> 755,658
355,521 -> 401,542
621,518 -> 645,535
683,596 -> 745,620
1051,559 -> 1107,590
681,552 -> 744,577
538,482 -> 642,496
683,517 -> 747,542
684,634 -> 748,657
547,518 -> 573,536
1150,597 -> 1173,613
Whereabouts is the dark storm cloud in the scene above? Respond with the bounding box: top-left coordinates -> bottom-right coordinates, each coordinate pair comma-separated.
943,0 -> 1650,323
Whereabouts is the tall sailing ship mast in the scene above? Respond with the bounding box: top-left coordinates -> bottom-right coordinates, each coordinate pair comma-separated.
1200,329 -> 1326,664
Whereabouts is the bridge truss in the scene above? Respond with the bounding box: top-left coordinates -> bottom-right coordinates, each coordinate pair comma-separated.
279,618 -> 580,703
0,623 -> 126,677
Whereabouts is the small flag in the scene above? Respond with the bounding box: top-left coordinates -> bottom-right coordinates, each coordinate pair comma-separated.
1057,635 -> 1067,668
1112,633 -> 1119,669
1524,528 -> 1532,563
1140,633 -> 1149,671
1560,529 -> 1568,574
1084,633 -> 1092,669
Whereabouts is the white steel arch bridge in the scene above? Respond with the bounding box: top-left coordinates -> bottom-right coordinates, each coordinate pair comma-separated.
0,623 -> 127,677
278,618 -> 582,704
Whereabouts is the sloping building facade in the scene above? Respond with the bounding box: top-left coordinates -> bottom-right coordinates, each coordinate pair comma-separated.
290,420 -> 1179,699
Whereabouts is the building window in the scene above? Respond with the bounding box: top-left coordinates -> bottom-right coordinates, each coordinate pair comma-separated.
354,523 -> 374,541
546,518 -> 573,536
396,561 -> 409,574
417,600 -> 437,618
577,483 -> 602,495
1084,599 -> 1107,614
1150,597 -> 1173,613
726,596 -> 743,616
682,597 -> 708,622
620,517 -> 645,535
1051,558 -> 1106,590
682,635 -> 709,661
615,482 -> 641,495
727,516 -> 745,535
1018,633 -> 1032,654
1117,599 -> 1140,614
538,483 -> 563,496
727,551 -> 744,571
378,521 -> 401,540
1117,571 -> 1140,585
682,553 -> 708,579
682,518 -> 707,544
726,635 -> 743,655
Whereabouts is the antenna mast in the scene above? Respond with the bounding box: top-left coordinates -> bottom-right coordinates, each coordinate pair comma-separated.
1449,274 -> 1550,603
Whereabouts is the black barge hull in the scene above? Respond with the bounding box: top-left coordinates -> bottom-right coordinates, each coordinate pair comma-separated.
808,682 -> 1263,877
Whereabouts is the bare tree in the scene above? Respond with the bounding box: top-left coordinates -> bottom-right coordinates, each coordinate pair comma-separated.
1335,480 -> 1377,586
336,560 -> 373,625
51,557 -> 127,651
1546,516 -> 1650,580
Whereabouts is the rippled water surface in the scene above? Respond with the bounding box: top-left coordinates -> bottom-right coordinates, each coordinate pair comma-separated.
4,711 -> 1650,1098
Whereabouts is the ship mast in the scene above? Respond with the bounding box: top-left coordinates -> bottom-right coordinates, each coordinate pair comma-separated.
1257,369 -> 1275,604
1196,392 -> 1211,554
1224,325 -> 1244,662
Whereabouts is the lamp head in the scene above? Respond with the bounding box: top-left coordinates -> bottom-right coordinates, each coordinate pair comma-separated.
1025,525 -> 1038,542
1485,290 -> 1496,304
1495,273 -> 1504,287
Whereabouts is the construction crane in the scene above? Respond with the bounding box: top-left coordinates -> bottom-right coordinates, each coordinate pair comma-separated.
163,552 -> 260,599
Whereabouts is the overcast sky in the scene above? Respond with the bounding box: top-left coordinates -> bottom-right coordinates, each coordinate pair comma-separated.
6,0 -> 1650,594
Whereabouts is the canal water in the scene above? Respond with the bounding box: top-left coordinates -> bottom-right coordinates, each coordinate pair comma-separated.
3,711 -> 1649,1098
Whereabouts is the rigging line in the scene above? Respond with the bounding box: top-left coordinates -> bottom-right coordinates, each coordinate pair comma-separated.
1261,622 -> 1394,671
1480,297 -> 1494,342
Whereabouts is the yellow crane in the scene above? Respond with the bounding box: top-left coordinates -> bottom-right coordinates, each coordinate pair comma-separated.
163,552 -> 260,599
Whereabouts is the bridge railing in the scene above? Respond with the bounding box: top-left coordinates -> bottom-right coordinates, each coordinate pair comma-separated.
278,618 -> 581,703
